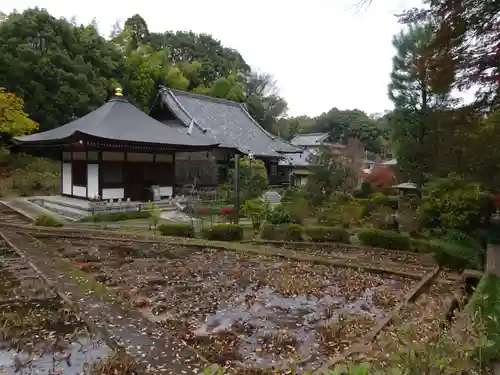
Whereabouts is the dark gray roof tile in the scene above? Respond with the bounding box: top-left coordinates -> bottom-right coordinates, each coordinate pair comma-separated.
159,87 -> 300,157
290,133 -> 330,147
14,96 -> 216,148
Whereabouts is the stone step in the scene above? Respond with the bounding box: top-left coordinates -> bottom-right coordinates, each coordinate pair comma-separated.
263,190 -> 282,204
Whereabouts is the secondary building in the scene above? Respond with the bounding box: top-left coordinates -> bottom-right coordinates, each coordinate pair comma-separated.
149,86 -> 299,186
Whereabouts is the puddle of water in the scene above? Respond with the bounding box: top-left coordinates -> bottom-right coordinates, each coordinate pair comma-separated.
191,283 -> 388,370
0,302 -> 111,375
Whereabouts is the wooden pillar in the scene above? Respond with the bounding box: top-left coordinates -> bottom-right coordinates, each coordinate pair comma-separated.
172,152 -> 176,197
486,244 -> 500,277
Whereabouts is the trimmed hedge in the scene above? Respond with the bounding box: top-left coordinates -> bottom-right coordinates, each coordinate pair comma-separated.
357,229 -> 411,251
304,226 -> 350,243
467,275 -> 500,365
410,238 -> 433,253
430,239 -> 481,271
202,224 -> 243,241
35,214 -> 64,227
261,224 -> 303,241
157,223 -> 194,238
81,210 -> 150,222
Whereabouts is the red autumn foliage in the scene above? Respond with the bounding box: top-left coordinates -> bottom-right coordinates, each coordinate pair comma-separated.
364,166 -> 395,192
492,194 -> 500,208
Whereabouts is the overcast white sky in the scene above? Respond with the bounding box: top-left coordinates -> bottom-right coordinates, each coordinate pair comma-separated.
2,0 -> 424,117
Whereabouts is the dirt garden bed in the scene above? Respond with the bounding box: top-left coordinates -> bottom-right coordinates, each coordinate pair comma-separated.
40,237 -> 423,373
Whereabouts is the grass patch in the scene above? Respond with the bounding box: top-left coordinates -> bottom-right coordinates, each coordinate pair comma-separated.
35,213 -> 64,227
68,267 -> 109,299
467,274 -> 500,365
80,210 -> 151,223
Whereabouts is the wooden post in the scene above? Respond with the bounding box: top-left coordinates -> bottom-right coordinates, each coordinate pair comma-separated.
234,154 -> 240,225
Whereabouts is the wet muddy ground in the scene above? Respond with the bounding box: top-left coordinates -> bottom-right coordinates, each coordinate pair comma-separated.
344,272 -> 462,369
44,238 -> 419,372
0,238 -> 111,374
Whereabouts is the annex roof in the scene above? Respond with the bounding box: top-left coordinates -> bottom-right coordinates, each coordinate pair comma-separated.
14,92 -> 217,149
279,148 -> 319,167
157,87 -> 300,158
290,133 -> 330,147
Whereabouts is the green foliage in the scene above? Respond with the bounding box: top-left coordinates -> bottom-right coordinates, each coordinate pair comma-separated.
468,275 -> 500,365
306,141 -> 364,203
282,197 -> 311,225
201,224 -> 243,241
0,8 -> 122,130
410,238 -> 433,253
7,153 -> 60,196
421,175 -> 488,235
157,222 -> 194,238
241,198 -> 265,231
357,229 -> 411,251
369,193 -> 399,210
34,214 -> 63,227
260,223 -> 303,241
304,226 -> 350,243
265,204 -> 294,225
80,210 -> 150,223
229,156 -> 269,203
429,230 -> 483,270
317,194 -> 364,228
430,238 -> 481,271
0,9 -> 286,135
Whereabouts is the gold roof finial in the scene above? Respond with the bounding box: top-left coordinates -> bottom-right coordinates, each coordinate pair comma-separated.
115,87 -> 123,96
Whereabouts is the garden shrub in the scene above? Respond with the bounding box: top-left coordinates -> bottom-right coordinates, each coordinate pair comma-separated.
317,202 -> 364,228
430,239 -> 481,271
421,174 -> 489,236
410,238 -> 433,253
241,198 -> 265,231
157,223 -> 194,238
202,224 -> 243,241
35,214 -> 63,227
81,210 -> 150,222
357,229 -> 411,251
260,223 -> 303,241
282,197 -> 311,225
467,275 -> 500,365
304,226 -> 350,243
370,192 -> 399,210
266,204 -> 294,224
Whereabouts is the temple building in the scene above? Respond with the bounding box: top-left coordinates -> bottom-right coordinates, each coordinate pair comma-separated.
14,87 -> 300,202
14,88 -> 220,202
149,86 -> 299,186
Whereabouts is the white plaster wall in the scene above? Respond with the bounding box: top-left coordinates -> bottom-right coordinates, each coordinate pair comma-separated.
73,186 -> 86,197
62,163 -> 72,195
159,186 -> 173,197
87,164 -> 99,198
102,188 -> 124,200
